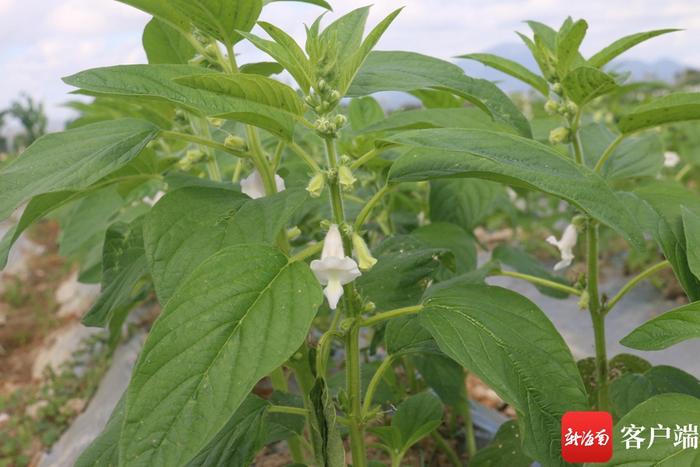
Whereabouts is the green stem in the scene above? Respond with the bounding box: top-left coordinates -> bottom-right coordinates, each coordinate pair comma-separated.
360,305 -> 423,328
225,42 -> 238,73
354,184 -> 392,230
461,370 -> 477,460
324,138 -> 347,228
361,355 -> 395,416
346,323 -> 366,467
315,331 -> 342,379
605,260 -> 671,313
290,242 -> 323,262
289,142 -> 322,171
431,431 -> 462,467
272,141 -> 285,170
593,134 -> 624,172
676,163 -> 693,182
494,270 -> 582,296
245,125 -> 277,195
161,130 -> 249,159
350,148 -> 380,170
586,221 -> 608,411
268,405 -> 309,417
269,368 -> 306,463
570,109 -> 584,165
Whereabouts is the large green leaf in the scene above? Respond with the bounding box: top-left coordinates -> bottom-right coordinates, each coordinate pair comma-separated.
348,96 -> 384,131
360,107 -> 515,134
420,284 -> 588,465
309,378 -> 345,467
555,19 -> 587,77
588,29 -> 680,68
119,244 -> 322,465
561,66 -> 618,105
347,51 -> 532,137
580,122 -> 663,180
471,420 -> 533,467
63,65 -> 296,139
0,119 -> 158,223
621,301 -> 700,350
492,245 -> 572,298
264,0 -> 331,9
628,182 -> 700,300
385,314 -> 439,356
75,395 -> 125,467
458,53 -> 548,95
142,18 -> 196,65
412,222 -> 477,279
386,129 -> 644,249
143,187 -> 307,304
429,178 -> 503,231
83,219 -> 149,327
683,207 -> 700,280
618,93 -> 700,134
592,394 -> 700,466
412,353 -> 467,408
118,0 -> 262,47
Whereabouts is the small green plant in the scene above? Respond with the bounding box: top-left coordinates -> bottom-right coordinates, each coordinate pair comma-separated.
1,2 -> 699,466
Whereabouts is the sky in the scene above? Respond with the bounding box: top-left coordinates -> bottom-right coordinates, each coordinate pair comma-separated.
2,0 -> 700,131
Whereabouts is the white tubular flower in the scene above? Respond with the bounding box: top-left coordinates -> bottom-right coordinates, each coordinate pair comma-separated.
664,151 -> 681,168
546,224 -> 578,271
310,224 -> 361,309
240,169 -> 285,199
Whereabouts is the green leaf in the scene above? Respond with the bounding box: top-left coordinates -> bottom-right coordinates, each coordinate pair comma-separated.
360,107 -> 516,134
683,207 -> 700,280
492,245 -> 571,298
555,19 -> 587,76
356,236 -> 447,311
309,378 -> 345,467
119,244 -> 322,465
420,284 -> 588,465
348,96 -> 384,131
458,53 -> 548,96
266,392 -> 305,444
348,51 -> 532,137
429,178 -> 503,231
142,18 -> 196,65
618,92 -> 700,134
264,0 -> 332,9
412,222 -> 477,278
0,119 -> 158,223
628,182 -> 700,300
118,0 -> 262,47
392,392 -> 443,453
240,22 -> 313,93
320,6 -> 369,64
592,394 -> 700,467
185,395 -> 268,467
588,29 -> 681,68
174,72 -> 304,116
63,65 -> 296,139
412,354 -> 467,408
561,66 -> 617,105
580,122 -> 663,179
385,314 -> 440,356
610,366 -> 700,419
386,129 -> 644,250
143,187 -> 307,304
239,61 -> 284,76
83,219 -> 149,327
471,420 -> 533,467
75,395 -> 124,467
621,301 -> 700,350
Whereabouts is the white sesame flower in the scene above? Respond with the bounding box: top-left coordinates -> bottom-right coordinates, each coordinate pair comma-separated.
546,224 -> 578,271
310,224 -> 361,309
143,190 -> 165,206
664,151 -> 681,168
240,169 -> 285,199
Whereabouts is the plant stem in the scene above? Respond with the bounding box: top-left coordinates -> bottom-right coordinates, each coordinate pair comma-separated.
315,331 -> 342,379
676,163 -> 693,181
570,109 -> 584,165
362,355 -> 395,416
268,405 -> 310,417
290,242 -> 323,262
593,134 -> 624,172
494,270 -> 582,296
289,142 -> 322,171
245,125 -> 277,195
350,148 -> 380,170
324,138 -> 347,228
354,184 -> 392,230
605,260 -> 671,313
346,323 -> 366,467
269,367 -> 306,463
431,431 -> 462,467
461,370 -> 477,460
586,221 -> 609,411
359,304 -> 423,328
225,42 -> 238,73
160,130 -> 250,159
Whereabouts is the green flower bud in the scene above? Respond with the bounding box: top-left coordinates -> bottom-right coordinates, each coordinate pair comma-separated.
565,101 -> 578,115
186,149 -> 205,162
306,172 -> 326,197
329,90 -> 341,103
352,233 -> 377,271
551,82 -> 563,94
224,135 -> 247,150
548,126 -> 571,145
362,301 -> 376,313
286,226 -> 302,240
578,290 -> 590,310
338,165 -> 356,191
544,99 -> 559,114
208,117 -> 225,128
333,114 -> 347,129
204,43 -> 219,57
317,79 -> 328,92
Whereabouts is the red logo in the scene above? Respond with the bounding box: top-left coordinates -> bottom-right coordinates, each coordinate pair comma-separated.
562,411 -> 613,463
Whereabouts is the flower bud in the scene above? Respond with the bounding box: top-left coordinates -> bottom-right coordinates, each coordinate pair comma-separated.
352,233 -> 377,271
548,127 -> 571,145
578,290 -> 590,310
544,99 -> 558,114
186,149 -> 205,162
333,114 -> 347,129
317,79 -> 328,92
286,226 -> 301,240
338,165 -> 356,191
208,117 -> 225,128
565,101 -> 578,115
204,43 -> 219,57
306,172 -> 326,197
551,82 -> 562,94
224,135 -> 247,150
329,90 -> 341,103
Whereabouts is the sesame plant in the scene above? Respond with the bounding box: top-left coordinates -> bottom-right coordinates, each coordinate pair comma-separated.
2,2 -> 700,466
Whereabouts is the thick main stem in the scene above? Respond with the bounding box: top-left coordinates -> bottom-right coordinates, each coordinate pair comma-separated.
586,221 -> 608,411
